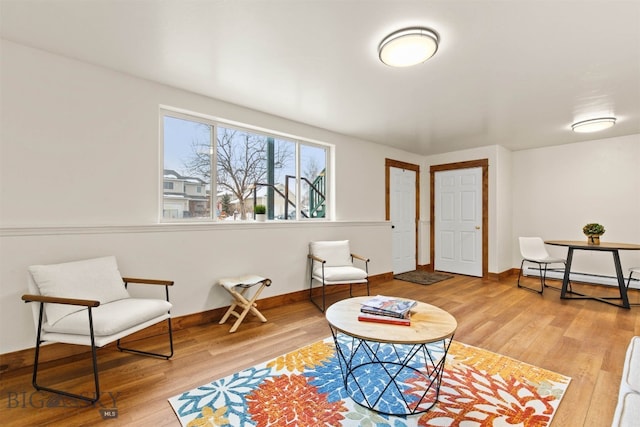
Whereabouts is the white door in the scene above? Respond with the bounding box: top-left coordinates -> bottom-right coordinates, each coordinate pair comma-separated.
390,167 -> 416,274
434,167 -> 482,276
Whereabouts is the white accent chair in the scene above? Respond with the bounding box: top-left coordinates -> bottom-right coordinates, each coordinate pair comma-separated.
517,237 -> 567,294
612,336 -> 640,426
308,240 -> 369,312
22,256 -> 174,403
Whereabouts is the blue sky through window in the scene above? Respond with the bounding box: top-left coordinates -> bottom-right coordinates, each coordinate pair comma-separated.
163,116 -> 210,174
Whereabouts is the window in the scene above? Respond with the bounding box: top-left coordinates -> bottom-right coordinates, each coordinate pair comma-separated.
161,110 -> 328,221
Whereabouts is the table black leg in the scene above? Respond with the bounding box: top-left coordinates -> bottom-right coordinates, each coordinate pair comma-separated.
612,250 -> 630,309
330,330 -> 450,415
561,248 -> 574,299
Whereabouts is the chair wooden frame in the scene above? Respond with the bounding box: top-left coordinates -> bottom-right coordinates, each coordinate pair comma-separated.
219,276 -> 271,333
308,253 -> 370,312
22,277 -> 174,404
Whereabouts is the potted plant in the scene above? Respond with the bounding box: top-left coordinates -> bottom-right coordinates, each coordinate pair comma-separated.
583,223 -> 605,245
254,204 -> 267,222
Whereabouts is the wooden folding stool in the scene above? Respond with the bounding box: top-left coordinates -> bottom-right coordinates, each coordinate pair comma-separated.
218,275 -> 271,333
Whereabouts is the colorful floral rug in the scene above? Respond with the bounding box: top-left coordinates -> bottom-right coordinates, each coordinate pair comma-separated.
168,337 -> 570,426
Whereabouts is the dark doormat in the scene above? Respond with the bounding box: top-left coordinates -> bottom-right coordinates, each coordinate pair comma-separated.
393,270 -> 453,285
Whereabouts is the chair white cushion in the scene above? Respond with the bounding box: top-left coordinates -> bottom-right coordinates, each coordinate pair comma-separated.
524,256 -> 566,264
43,298 -> 172,336
219,275 -> 267,290
519,237 -> 566,264
313,266 -> 367,283
28,256 -> 131,325
310,240 -> 352,267
613,337 -> 640,427
612,392 -> 640,427
621,336 -> 640,393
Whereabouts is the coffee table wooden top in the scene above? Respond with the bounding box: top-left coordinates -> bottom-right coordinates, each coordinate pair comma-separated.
325,296 -> 457,344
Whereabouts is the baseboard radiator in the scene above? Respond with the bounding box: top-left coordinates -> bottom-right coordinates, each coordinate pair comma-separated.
523,267 -> 639,290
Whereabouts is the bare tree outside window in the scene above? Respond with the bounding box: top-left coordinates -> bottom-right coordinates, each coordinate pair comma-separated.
181,128 -> 211,184
183,126 -> 293,220
162,111 -> 327,222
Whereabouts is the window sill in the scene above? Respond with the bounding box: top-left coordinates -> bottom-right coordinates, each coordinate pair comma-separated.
0,220 -> 389,237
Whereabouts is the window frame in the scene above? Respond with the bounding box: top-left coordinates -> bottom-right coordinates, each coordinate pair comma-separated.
159,108 -> 331,223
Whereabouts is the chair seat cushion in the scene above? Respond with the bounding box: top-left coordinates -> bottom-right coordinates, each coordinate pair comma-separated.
219,275 -> 267,290
524,256 -> 565,264
44,298 -> 172,336
313,265 -> 367,282
622,336 -> 640,393
613,392 -> 640,427
29,256 -> 131,325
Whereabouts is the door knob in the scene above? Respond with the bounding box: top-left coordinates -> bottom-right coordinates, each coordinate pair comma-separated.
475,226 -> 480,230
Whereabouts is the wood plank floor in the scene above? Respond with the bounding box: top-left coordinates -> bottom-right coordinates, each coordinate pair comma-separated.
1,274 -> 639,426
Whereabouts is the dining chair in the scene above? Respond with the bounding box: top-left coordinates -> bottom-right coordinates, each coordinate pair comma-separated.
517,237 -> 567,294
627,267 -> 640,306
308,240 -> 369,312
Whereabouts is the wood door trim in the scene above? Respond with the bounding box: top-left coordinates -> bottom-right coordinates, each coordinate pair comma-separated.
430,159 -> 489,278
385,159 -> 420,271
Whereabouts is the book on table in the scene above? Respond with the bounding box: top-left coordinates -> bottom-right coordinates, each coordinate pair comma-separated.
360,295 -> 416,319
357,311 -> 411,326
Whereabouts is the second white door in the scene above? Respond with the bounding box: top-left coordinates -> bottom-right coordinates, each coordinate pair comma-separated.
390,167 -> 416,274
434,167 -> 482,277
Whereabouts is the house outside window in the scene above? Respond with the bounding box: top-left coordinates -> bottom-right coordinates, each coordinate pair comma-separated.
161,110 -> 328,221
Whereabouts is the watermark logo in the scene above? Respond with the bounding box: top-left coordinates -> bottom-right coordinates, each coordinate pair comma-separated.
6,391 -> 120,418
99,408 -> 118,419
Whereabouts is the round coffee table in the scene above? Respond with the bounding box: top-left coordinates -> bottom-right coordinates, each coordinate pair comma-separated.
326,296 -> 457,416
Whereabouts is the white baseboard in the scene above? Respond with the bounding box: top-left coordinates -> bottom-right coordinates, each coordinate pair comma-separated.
523,267 -> 639,290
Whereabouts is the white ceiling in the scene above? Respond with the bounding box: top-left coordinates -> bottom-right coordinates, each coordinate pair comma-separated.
1,0 -> 639,155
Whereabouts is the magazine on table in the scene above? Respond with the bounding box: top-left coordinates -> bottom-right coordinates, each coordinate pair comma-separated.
360,305 -> 412,319
360,295 -> 416,318
357,311 -> 411,326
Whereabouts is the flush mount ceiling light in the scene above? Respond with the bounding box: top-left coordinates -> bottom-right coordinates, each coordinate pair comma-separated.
571,117 -> 617,133
378,27 -> 439,67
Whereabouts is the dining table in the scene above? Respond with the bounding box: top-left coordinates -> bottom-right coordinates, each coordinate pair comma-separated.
544,240 -> 640,309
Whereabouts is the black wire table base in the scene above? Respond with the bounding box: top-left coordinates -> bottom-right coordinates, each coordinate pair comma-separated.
330,328 -> 454,416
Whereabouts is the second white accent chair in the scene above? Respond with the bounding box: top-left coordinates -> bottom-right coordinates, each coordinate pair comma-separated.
517,237 -> 567,294
308,240 -> 369,312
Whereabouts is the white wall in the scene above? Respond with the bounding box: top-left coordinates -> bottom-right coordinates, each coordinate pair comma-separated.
2,39 -> 638,355
0,222 -> 390,353
495,145 -> 513,273
511,135 -> 640,275
0,40 -> 419,353
422,137 -> 640,278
